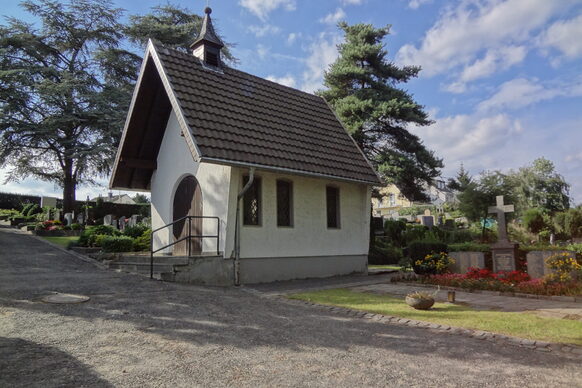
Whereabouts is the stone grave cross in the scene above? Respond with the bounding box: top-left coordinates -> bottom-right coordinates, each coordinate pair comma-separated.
488,195 -> 514,242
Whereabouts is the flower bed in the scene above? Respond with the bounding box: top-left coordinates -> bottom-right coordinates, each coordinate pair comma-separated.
413,267 -> 582,296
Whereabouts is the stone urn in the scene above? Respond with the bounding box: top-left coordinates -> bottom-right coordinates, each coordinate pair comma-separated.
405,293 -> 435,310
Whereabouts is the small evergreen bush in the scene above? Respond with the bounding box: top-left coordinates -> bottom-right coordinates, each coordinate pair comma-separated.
101,236 -> 134,253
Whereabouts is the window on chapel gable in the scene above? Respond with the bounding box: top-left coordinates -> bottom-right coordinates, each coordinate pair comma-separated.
326,186 -> 340,228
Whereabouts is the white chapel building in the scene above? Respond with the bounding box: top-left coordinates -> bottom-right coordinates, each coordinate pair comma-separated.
109,8 -> 381,284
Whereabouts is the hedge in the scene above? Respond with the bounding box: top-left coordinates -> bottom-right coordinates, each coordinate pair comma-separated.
101,236 -> 134,253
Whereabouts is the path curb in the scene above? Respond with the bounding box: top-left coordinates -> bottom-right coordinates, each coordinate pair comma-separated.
25,231 -> 106,270
279,296 -> 582,361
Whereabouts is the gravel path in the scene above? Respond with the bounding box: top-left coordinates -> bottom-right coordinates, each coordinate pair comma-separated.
1,226 -> 581,387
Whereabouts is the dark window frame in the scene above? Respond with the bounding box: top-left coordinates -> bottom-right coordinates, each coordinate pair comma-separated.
326,185 -> 340,229
242,175 -> 262,226
276,179 -> 293,227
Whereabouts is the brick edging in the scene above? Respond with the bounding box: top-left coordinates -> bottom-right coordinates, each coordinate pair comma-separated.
392,281 -> 582,303
281,296 -> 582,360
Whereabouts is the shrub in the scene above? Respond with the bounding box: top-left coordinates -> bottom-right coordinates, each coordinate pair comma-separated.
78,225 -> 120,247
133,229 -> 152,252
412,251 -> 453,275
383,219 -> 407,247
123,224 -> 150,239
448,242 -> 490,252
368,238 -> 403,265
523,208 -> 549,234
70,223 -> 83,231
408,240 -> 448,261
402,225 -> 429,245
101,236 -> 134,253
545,252 -> 581,283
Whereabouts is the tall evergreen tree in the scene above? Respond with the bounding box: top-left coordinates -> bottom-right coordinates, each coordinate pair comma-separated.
319,22 -> 442,201
0,0 -> 137,212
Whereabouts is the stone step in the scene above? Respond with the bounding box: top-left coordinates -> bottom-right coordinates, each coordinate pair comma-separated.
113,257 -> 190,265
108,262 -> 176,273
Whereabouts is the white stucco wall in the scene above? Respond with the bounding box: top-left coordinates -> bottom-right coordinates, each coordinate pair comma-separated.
224,168 -> 372,259
150,111 -> 231,255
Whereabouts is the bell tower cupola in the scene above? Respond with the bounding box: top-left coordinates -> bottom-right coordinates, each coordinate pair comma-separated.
190,7 -> 224,67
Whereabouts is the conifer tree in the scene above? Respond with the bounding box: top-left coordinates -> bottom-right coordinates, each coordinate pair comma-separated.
320,22 -> 442,201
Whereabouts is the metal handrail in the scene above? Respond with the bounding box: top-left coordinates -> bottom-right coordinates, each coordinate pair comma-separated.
150,215 -> 220,279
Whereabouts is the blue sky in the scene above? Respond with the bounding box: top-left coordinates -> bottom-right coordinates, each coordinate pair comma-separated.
2,0 -> 582,203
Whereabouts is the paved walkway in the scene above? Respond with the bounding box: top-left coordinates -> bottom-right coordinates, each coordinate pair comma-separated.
1,226 -> 581,387
351,283 -> 582,321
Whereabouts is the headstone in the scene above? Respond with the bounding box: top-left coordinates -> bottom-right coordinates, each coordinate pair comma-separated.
526,250 -> 573,279
53,209 -> 61,222
488,195 -> 518,272
421,215 -> 434,228
76,213 -> 85,225
40,196 -> 58,208
64,213 -> 73,226
104,214 -> 114,226
449,252 -> 487,274
129,214 -> 140,227
118,216 -> 127,231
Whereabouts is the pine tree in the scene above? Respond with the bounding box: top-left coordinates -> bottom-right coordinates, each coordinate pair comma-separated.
319,22 -> 442,201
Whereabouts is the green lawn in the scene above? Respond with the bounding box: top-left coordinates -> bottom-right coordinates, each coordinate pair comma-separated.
369,265 -> 405,271
40,236 -> 78,249
289,288 -> 582,346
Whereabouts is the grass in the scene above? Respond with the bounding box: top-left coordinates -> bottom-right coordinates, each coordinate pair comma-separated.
40,236 -> 78,249
369,265 -> 402,270
289,288 -> 582,346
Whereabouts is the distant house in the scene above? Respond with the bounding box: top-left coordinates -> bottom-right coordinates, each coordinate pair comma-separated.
372,179 -> 457,217
91,193 -> 136,205
108,8 -> 380,284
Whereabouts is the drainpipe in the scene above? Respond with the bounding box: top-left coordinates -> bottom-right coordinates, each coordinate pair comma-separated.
232,167 -> 255,286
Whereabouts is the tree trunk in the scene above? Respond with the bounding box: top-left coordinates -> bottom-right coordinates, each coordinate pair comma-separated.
62,160 -> 76,214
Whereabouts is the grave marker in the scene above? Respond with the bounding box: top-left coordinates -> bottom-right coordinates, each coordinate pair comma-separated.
488,195 -> 519,272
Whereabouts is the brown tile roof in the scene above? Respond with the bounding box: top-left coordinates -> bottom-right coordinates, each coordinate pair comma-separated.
154,43 -> 381,185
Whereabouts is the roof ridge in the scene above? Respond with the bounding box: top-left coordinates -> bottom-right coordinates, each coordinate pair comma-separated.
155,42 -> 322,101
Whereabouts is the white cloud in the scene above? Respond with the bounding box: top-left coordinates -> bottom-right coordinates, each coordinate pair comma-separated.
412,113 -> 523,171
341,0 -> 364,5
396,0 -> 582,90
248,24 -> 281,37
300,33 -> 341,93
239,0 -> 296,21
320,8 -> 346,25
287,32 -> 301,45
256,44 -> 269,60
539,14 -> 582,59
408,0 -> 432,9
266,74 -> 297,88
478,77 -> 582,112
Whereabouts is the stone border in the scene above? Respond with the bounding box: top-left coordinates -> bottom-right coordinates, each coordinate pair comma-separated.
281,296 -> 582,361
393,281 -> 582,303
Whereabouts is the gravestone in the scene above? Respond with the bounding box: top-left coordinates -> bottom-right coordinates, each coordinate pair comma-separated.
118,216 -> 127,231
420,209 -> 435,228
104,214 -> 114,226
76,213 -> 85,225
53,208 -> 61,222
40,196 -> 58,208
449,252 -> 487,274
64,213 -> 73,226
129,214 -> 141,227
526,250 -> 573,279
488,195 -> 519,272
